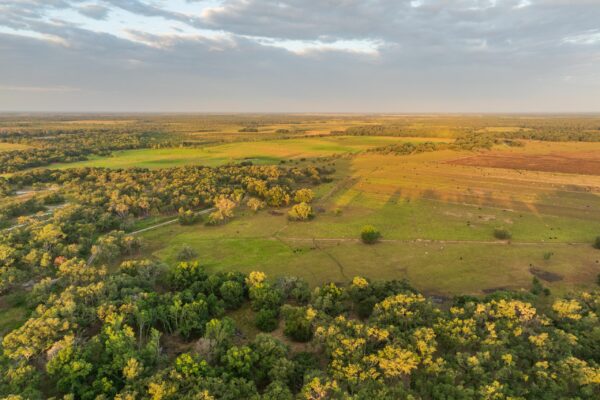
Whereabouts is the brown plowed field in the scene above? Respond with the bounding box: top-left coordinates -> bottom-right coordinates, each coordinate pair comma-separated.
450,152 -> 600,176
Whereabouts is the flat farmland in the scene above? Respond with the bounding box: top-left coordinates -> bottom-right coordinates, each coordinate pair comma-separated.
138,140 -> 600,296
451,141 -> 600,176
48,136 -> 449,169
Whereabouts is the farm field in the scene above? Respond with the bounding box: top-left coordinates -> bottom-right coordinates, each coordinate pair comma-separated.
137,139 -> 600,296
47,135 -> 449,169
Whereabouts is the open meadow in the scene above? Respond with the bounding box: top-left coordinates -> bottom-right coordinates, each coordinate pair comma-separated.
3,115 -> 599,297
48,135 -> 449,169
124,136 -> 600,297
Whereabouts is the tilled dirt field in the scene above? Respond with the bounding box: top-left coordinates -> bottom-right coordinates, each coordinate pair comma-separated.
450,151 -> 600,176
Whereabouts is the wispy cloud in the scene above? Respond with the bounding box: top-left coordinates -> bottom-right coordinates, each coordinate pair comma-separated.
0,0 -> 599,112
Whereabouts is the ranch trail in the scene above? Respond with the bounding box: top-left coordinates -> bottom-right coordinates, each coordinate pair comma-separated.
86,207 -> 216,265
128,207 -> 216,235
276,237 -> 590,246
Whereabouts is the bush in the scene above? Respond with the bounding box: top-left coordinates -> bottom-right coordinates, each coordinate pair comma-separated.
178,208 -> 199,225
493,228 -> 512,240
594,236 -> 600,249
356,296 -> 378,319
219,281 -> 245,310
177,244 -> 198,261
294,188 -> 314,204
255,308 -> 279,332
247,197 -> 266,212
288,202 -> 313,221
282,306 -> 314,342
249,284 -> 284,311
361,225 -> 381,244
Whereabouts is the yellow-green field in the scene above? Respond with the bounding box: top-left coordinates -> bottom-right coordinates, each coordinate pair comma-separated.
3,113 -> 600,295
0,142 -> 31,152
134,139 -> 600,296
49,136 -> 449,169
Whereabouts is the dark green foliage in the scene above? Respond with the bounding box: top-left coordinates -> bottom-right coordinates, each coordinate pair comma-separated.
0,130 -> 155,173
276,276 -> 311,305
178,208 -> 200,225
368,141 -> 440,155
219,280 -> 245,310
176,244 -> 198,261
493,227 -> 512,240
312,282 -> 347,316
594,236 -> 600,249
255,308 -> 279,332
361,225 -> 381,244
169,261 -> 208,290
249,284 -> 284,312
356,295 -> 378,319
282,305 -> 314,342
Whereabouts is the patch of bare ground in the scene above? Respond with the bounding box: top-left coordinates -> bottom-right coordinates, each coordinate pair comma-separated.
529,267 -> 564,282
450,152 -> 600,176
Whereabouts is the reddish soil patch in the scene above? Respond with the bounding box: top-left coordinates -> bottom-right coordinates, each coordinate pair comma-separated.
450,152 -> 600,176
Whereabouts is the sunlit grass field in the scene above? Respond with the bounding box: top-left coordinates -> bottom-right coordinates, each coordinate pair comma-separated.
48,136 -> 449,169
136,140 -> 600,296
0,142 -> 32,152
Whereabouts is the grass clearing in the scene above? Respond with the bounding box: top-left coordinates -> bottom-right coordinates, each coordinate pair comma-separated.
137,141 -> 600,295
0,292 -> 28,336
47,136 -> 450,169
0,142 -> 32,152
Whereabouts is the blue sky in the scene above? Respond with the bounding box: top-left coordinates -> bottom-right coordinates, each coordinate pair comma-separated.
1,1 -> 599,112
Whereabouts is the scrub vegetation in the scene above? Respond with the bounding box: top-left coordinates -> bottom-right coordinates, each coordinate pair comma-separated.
0,114 -> 599,398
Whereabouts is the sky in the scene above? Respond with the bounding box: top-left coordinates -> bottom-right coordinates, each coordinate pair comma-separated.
0,0 -> 599,113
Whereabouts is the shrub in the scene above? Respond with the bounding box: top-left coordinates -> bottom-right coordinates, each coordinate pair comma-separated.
176,244 -> 198,261
249,284 -> 284,311
207,197 -> 237,225
357,296 -> 378,319
361,225 -> 381,244
531,277 -> 544,295
247,197 -> 266,212
219,281 -> 245,310
288,202 -> 313,221
282,305 -> 314,342
255,308 -> 279,332
493,228 -> 512,240
169,261 -> 207,290
594,236 -> 600,249
294,188 -> 314,204
178,208 -> 199,225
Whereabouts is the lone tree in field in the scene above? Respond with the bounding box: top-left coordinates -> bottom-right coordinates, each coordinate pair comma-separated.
361,225 -> 381,244
288,202 -> 313,221
493,227 -> 512,240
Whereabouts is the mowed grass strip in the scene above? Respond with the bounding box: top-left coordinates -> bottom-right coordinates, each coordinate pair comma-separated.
139,215 -> 600,295
138,203 -> 600,295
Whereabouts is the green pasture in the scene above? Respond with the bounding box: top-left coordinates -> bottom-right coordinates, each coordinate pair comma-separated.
138,198 -> 600,295
47,136 -> 448,169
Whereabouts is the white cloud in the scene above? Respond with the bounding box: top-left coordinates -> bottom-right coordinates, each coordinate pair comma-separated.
0,0 -> 599,111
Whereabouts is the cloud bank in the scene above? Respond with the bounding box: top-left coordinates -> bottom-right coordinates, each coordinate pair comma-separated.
0,0 -> 599,112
